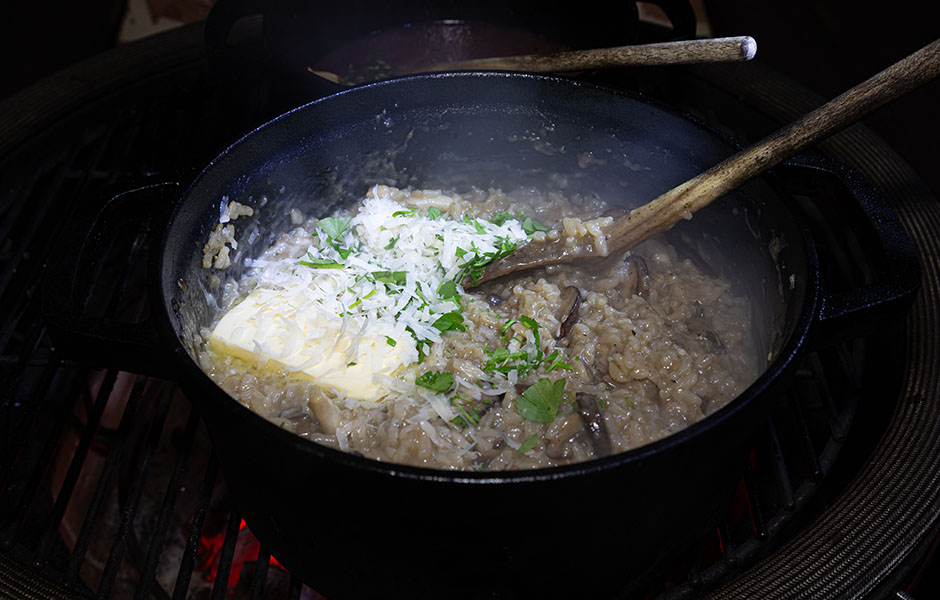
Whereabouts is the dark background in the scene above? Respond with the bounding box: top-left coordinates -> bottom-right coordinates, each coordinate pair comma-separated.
1,1 -> 938,199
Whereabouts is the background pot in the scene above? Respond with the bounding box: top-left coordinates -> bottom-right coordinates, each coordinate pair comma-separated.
42,72 -> 919,599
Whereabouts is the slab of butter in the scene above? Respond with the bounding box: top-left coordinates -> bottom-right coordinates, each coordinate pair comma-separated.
209,287 -> 416,401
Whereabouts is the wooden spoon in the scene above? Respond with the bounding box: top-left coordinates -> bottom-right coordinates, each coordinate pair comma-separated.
473,37 -> 940,286
308,36 -> 757,85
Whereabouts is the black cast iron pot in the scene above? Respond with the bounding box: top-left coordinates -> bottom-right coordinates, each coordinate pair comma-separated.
42,72 -> 920,599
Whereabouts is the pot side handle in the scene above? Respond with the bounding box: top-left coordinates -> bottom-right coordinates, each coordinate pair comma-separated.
784,155 -> 922,346
41,181 -> 181,380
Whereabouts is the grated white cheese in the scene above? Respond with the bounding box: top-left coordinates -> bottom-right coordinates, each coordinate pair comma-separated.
210,185 -> 528,410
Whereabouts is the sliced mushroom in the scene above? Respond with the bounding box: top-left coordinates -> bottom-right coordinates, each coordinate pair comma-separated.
556,286 -> 582,340
576,393 -> 612,458
625,255 -> 651,299
545,412 -> 585,459
687,316 -> 726,354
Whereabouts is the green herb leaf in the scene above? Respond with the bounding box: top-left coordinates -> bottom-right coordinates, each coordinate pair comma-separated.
317,216 -> 351,240
519,315 -> 539,331
544,350 -> 574,373
517,434 -> 539,454
432,310 -> 466,333
521,216 -> 550,235
427,206 -> 443,220
499,318 -> 516,338
385,336 -> 397,347
372,270 -> 408,285
456,237 -> 518,286
437,280 -> 459,302
415,370 -> 454,393
625,396 -> 636,409
392,209 -> 415,218
384,236 -> 399,249
299,255 -> 344,269
516,378 -> 566,423
490,211 -> 515,226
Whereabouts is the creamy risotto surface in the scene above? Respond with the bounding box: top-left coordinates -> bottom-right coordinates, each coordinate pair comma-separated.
198,185 -> 758,470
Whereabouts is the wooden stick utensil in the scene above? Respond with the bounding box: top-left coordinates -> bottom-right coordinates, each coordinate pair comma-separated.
308,36 -> 757,84
473,37 -> 940,286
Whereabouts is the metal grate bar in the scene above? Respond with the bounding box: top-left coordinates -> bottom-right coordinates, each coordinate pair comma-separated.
765,419 -> 796,511
210,511 -> 245,600
790,392 -> 823,479
0,362 -> 83,549
742,459 -> 770,541
133,402 -> 202,600
96,379 -> 174,597
807,353 -> 848,443
64,374 -> 147,588
0,122 -> 117,305
249,549 -> 271,600
32,369 -> 119,566
287,574 -> 305,599
717,522 -> 737,567
0,142 -> 71,259
172,455 -> 220,600
0,338 -> 73,488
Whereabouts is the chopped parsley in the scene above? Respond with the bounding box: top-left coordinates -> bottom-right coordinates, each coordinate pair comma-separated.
299,253 -> 344,269
371,270 -> 408,285
499,318 -> 517,339
415,370 -> 454,393
516,378 -> 566,423
489,211 -> 549,235
456,236 -> 518,286
544,349 -> 574,373
316,216 -> 351,240
517,434 -> 539,454
432,310 -> 466,334
521,216 -> 550,235
449,394 -> 482,429
436,280 -> 459,302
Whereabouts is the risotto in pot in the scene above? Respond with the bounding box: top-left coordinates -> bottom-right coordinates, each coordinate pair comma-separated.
198,184 -> 759,470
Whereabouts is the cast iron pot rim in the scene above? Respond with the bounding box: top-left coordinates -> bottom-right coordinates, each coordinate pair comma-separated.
158,70 -> 822,484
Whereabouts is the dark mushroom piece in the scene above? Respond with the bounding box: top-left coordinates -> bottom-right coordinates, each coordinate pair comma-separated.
624,254 -> 651,299
686,316 -> 726,354
556,286 -> 582,340
545,413 -> 585,459
576,392 -> 612,458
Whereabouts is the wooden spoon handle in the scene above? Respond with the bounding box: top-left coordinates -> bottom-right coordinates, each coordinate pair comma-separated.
604,37 -> 940,255
422,36 -> 757,73
474,38 -> 940,286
